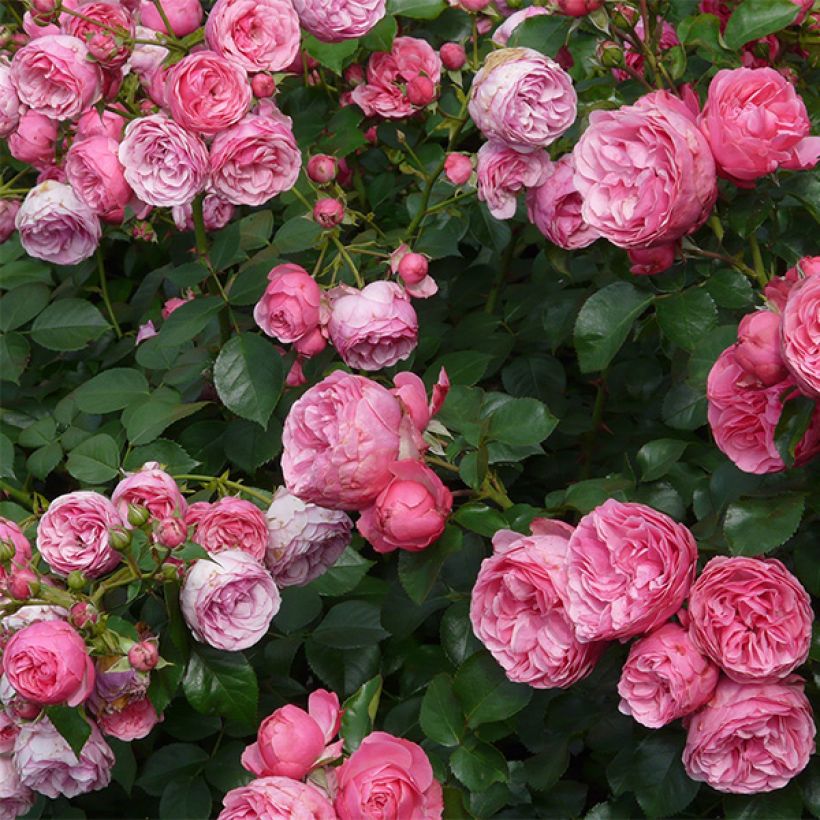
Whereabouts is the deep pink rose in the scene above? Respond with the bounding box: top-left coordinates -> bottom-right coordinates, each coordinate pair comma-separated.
253,263 -> 324,345
0,517 -> 33,591
327,281 -> 418,371
264,487 -> 352,587
357,460 -> 452,554
139,0 -> 202,36
552,0 -> 604,13
492,7 -> 549,45
764,255 -> 820,311
781,274 -> 820,397
193,496 -> 269,563
209,110 -> 301,206
166,51 -> 252,136
564,499 -> 698,642
111,462 -> 187,523
335,731 -> 443,819
0,200 -> 19,244
688,556 -> 812,683
470,519 -> 605,688
444,152 -> 473,185
0,56 -> 21,137
36,490 -> 122,577
683,676 -> 815,794
574,90 -> 717,249
128,25 -> 169,105
219,776 -> 337,820
699,67 -> 819,184
469,48 -> 576,151
63,1 -> 134,68
627,243 -> 676,276
0,756 -> 34,818
64,134 -> 132,223
392,248 -> 437,299
734,310 -> 787,386
97,696 -> 161,741
181,549 -> 281,651
4,620 -> 94,706
617,622 -> 719,728
8,109 -> 57,168
476,140 -> 551,220
292,0 -> 385,43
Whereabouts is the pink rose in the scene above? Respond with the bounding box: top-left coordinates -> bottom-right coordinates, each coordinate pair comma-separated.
1,604 -> 68,632
180,549 -> 281,651
0,712 -> 20,755
13,717 -> 114,799
139,0 -> 202,36
392,248 -> 437,299
683,676 -> 815,794
171,195 -> 235,233
10,35 -> 101,121
63,1 -> 134,69
764,255 -> 820,311
193,496 -> 269,563
574,90 -> 717,249
471,519 -> 605,688
166,51 -> 252,136
307,154 -> 337,184
627,243 -> 676,276
444,152 -> 473,185
264,487 -> 352,587
208,110 -> 301,206
75,107 -> 125,141
0,57 -> 21,137
0,517 -> 32,589
469,48 -> 576,151
242,689 -> 342,779
327,281 -> 418,371
292,0 -> 385,43
564,499 -> 698,642
617,622 -> 719,728
688,556 -> 812,683
97,696 -> 161,741
205,0 -> 300,72
734,310 -> 787,386
335,731 -> 443,819
313,197 -> 344,228
781,274 -> 820,397
111,462 -> 187,523
252,263 -> 323,345
4,620 -> 95,706
552,0 -> 604,13
0,756 -> 34,819
357,460 -> 452,554
0,200 -> 20,244
219,776 -> 337,820
8,109 -> 57,168
492,7 -> 550,45
64,134 -> 132,223
476,140 -> 551,220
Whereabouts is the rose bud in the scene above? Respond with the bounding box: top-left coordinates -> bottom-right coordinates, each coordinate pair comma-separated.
0,539 -> 14,563
627,244 -> 676,276
313,198 -> 344,229
457,0 -> 491,10
67,570 -> 87,591
109,527 -> 132,551
397,252 -> 429,285
251,73 -> 276,98
364,125 -> 378,144
69,602 -> 98,629
440,42 -> 466,71
127,504 -> 150,527
598,40 -> 624,68
406,75 -> 436,107
344,63 -> 365,86
156,517 -> 187,549
551,0 -> 604,14
307,154 -> 337,185
128,640 -> 159,672
31,0 -> 57,14
9,568 -> 39,600
10,698 -> 41,721
444,152 -> 473,185
734,310 -> 787,387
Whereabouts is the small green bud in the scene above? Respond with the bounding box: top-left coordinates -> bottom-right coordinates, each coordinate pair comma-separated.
109,526 -> 132,551
127,504 -> 150,527
0,539 -> 16,564
67,570 -> 87,591
597,40 -> 624,68
160,562 -> 180,583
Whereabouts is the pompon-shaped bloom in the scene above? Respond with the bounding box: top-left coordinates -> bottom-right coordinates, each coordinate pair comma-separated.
13,717 -> 114,799
180,549 -> 281,651
470,519 -> 605,688
205,0 -> 300,72
264,487 -> 352,587
118,114 -> 209,207
683,676 -> 815,794
96,696 -> 161,741
219,776 -> 337,820
208,110 -> 301,207
564,499 -> 698,643
8,110 -> 57,169
15,181 -> 101,265
10,34 -> 101,121
476,140 -> 552,220
0,57 -> 21,137
468,47 -> 576,152
193,496 -> 269,563
574,90 -> 717,249
0,755 -> 34,820
781,274 -> 820,397
327,281 -> 418,371
292,0 -> 385,43
111,461 -> 187,523
64,135 -> 132,223
698,67 -> 820,184
688,556 -> 812,683
253,263 -> 324,345
241,689 -> 342,779
36,490 -> 122,578
764,255 -> 820,311
617,622 -> 719,728
139,0 -> 203,36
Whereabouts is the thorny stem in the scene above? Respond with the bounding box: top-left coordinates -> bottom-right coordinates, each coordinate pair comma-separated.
683,246 -> 760,282
0,480 -> 34,510
331,234 -> 364,287
97,250 -> 122,339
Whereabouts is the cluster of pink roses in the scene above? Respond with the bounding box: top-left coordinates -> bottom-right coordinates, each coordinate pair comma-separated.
707,255 -> 820,474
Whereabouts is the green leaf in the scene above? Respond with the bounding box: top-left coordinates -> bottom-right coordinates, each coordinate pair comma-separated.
441,602 -> 483,667
662,382 -> 707,431
637,439 -> 688,482
656,290 -> 718,351
274,586 -> 323,634
574,283 -> 653,373
66,434 -> 120,484
508,13 -> 573,55
159,777 -> 212,820
309,546 -> 374,596
122,391 -> 208,446
398,525 -> 462,604
46,706 -> 92,758
453,503 -> 507,537
0,258 -> 52,289
0,283 -> 50,331
224,417 -> 282,473
0,332 -> 30,384
213,334 -> 284,428
109,739 -> 137,796
453,652 -> 532,728
238,212 -> 274,251
153,296 -> 222,348
27,441 -> 63,480
0,433 -> 15,479
312,601 -> 389,649
361,14 -> 397,51
273,218 -> 324,253
724,0 -> 800,49
210,222 -> 242,272
724,783 -> 803,819
387,0 -> 445,19
136,743 -> 210,797
204,740 -> 253,793
18,417 -> 55,448
420,673 -> 464,747
303,34 -> 359,74
774,395 -> 815,468
305,640 -> 381,696
705,269 -> 754,309
74,368 -> 150,414
487,397 -> 558,447
183,646 -> 259,725
30,298 -> 109,351
451,739 -> 508,792
123,439 -> 200,474
342,675 -> 383,753
501,355 -> 565,405
724,494 -> 805,555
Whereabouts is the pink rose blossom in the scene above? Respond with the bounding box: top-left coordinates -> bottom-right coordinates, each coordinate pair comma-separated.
139,0 -> 202,36
444,152 -> 473,185
63,1 -> 134,69
0,56 -> 21,137
313,197 -> 345,229
1,604 -> 68,633
0,200 -> 20,244
111,462 -> 187,523
97,696 -> 161,741
764,255 -> 820,311
393,248 -> 437,299
683,676 -> 815,794
171,195 -> 235,233
552,0 -> 604,14
781,274 -> 820,397
251,73 -> 276,98
688,556 -> 812,683
477,140 -> 551,220
193,496 -> 269,563
564,499 -> 698,642
0,756 -> 34,819
492,7 -> 549,46
127,25 -> 168,104
292,0 -> 385,43
219,776 -> 337,820
734,310 -> 787,387
627,244 -> 676,276
64,134 -> 132,223
253,263 -> 324,345
8,109 -> 57,168
0,518 -> 32,592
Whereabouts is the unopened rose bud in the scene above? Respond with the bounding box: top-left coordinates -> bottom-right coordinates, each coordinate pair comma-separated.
458,0 -> 491,10
70,601 -> 99,629
397,252 -> 429,285
9,568 -> 39,600
364,125 -> 378,144
109,526 -> 132,551
406,75 -> 436,107
444,152 -> 473,186
313,198 -> 345,229
0,27 -> 10,48
598,40 -> 624,68
156,517 -> 187,549
552,0 -> 605,15
0,540 -> 15,563
30,0 -> 57,15
11,699 -> 41,721
127,504 -> 150,527
67,570 -> 87,591
160,562 -> 181,582
128,640 -> 159,672
133,221 -> 157,242
440,42 -> 467,71
307,154 -> 337,185
344,63 -> 365,86
251,73 -> 276,98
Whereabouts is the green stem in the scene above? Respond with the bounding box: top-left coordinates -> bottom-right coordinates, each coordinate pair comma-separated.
331,235 -> 364,287
173,474 -> 273,506
0,480 -> 35,510
97,250 -> 122,339
748,233 -> 768,288
425,191 -> 476,216
481,473 -> 514,510
426,455 -> 460,474
684,246 -> 759,282
312,240 -> 329,277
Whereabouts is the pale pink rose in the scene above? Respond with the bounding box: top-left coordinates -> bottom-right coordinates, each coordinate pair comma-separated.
0,57 -> 21,137
14,717 -> 114,799
36,490 -> 123,577
0,756 -> 34,820
219,776 -> 337,820
161,292 -> 194,319
10,35 -> 101,121
292,0 -> 385,42
617,622 -> 719,728
139,0 -> 202,36
166,50 -> 252,136
734,310 -> 787,387
97,696 -> 161,741
443,152 -> 472,185
764,255 -> 820,311
254,263 -> 323,344
469,48 -> 576,151
8,109 -> 57,168
574,90 -> 717,249
205,0 -> 300,72
699,67 -> 820,184
111,462 -> 187,523
335,731 -> 443,819
683,676 -> 815,794
476,140 -> 551,220
492,7 -> 549,45
552,0 -> 604,13
327,281 -> 418,371
0,200 -> 20,244
357,460 -> 452,554
564,499 -> 698,642
688,556 -> 812,683
264,487 -> 352,587
242,689 -> 342,779
63,1 -> 134,68
180,549 -> 281,651
64,134 -> 132,223
781,274 -> 820,397
1,604 -> 68,633
4,620 -> 95,706
75,106 -> 125,140
119,114 -> 208,207
0,711 -> 20,755
135,320 -> 157,343
193,496 -> 269,563
185,501 -> 212,528
0,518 -> 32,592
127,25 -> 168,104
613,18 -> 679,82
208,110 -> 301,207
470,519 -> 605,688
627,243 -> 676,276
